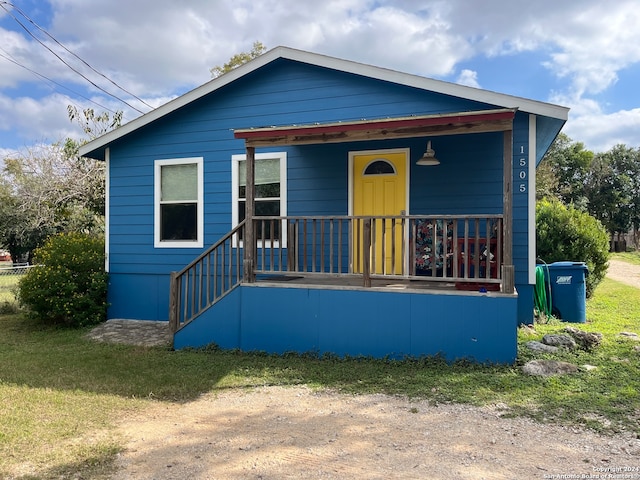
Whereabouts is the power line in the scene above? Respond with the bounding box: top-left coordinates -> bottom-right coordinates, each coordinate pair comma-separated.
5,1 -> 154,110
0,47 -> 124,117
0,1 -> 149,114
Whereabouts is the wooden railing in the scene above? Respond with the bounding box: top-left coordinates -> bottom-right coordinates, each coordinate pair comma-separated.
170,215 -> 505,332
252,215 -> 503,284
169,221 -> 245,333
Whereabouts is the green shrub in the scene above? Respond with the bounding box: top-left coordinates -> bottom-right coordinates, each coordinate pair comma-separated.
18,233 -> 107,327
536,198 -> 609,297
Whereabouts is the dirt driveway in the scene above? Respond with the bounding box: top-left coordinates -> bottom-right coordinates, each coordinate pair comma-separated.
607,259 -> 640,289
111,261 -> 640,479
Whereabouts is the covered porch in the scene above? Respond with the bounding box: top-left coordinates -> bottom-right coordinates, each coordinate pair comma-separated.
235,108 -> 516,290
169,108 -> 520,362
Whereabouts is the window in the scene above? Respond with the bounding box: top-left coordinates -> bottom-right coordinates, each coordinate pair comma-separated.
154,157 -> 203,248
232,152 -> 287,246
364,159 -> 395,175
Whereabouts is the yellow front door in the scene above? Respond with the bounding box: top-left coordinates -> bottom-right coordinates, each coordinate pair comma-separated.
353,151 -> 407,274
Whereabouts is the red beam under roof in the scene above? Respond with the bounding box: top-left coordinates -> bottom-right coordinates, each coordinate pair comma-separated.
234,108 -> 517,145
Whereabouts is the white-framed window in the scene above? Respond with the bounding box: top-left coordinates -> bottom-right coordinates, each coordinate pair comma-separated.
232,151 -> 287,247
154,157 -> 203,248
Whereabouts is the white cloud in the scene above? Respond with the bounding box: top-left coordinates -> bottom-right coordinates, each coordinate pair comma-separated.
541,5 -> 640,96
441,0 -> 640,84
44,0 -> 474,92
0,92 -> 87,144
48,0 -> 243,95
456,69 -> 480,88
550,91 -> 640,152
293,5 -> 473,77
565,107 -> 640,153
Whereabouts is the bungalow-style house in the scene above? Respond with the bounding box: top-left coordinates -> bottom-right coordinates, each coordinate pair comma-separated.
79,46 -> 568,363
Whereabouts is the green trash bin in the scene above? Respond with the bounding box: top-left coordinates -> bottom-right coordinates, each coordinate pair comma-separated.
544,262 -> 588,323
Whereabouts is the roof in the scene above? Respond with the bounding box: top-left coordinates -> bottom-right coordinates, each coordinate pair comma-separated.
79,46 -> 569,159
234,108 -> 517,147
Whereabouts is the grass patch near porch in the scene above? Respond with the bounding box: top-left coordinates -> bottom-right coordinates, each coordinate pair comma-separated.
1,274 -> 639,478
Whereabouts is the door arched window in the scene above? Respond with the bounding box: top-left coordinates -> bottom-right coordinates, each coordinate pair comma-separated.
363,159 -> 396,175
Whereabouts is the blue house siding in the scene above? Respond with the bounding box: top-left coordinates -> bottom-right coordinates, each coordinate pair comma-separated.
409,133 -> 503,215
105,61 -> 512,321
107,272 -> 170,320
174,284 -> 518,363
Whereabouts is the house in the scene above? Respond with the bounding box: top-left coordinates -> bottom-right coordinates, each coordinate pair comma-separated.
79,46 -> 568,363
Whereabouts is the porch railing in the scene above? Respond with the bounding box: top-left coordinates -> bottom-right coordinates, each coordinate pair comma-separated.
169,221 -> 245,332
252,215 -> 503,284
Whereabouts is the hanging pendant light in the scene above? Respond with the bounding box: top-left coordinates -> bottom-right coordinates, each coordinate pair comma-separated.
416,140 -> 440,166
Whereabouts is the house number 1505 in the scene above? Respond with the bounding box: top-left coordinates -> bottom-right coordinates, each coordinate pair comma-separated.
518,146 -> 527,193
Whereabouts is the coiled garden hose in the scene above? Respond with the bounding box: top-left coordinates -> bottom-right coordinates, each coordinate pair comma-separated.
534,263 -> 552,318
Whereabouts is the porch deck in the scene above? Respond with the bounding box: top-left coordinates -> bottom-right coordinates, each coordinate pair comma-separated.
254,272 -> 500,295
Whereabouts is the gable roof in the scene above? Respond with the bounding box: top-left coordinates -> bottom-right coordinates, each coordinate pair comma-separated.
79,46 -> 569,159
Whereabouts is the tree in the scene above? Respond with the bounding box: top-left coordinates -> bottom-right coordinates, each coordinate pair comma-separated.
65,107 -> 123,217
67,106 -> 123,140
0,108 -> 122,260
536,133 -> 593,208
584,145 -> 640,246
3,142 -> 105,230
0,177 -> 49,262
210,41 -> 267,78
535,155 -> 559,201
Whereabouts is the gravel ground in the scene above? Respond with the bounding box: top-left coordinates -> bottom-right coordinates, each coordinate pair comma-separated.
109,260 -> 640,480
112,386 -> 639,480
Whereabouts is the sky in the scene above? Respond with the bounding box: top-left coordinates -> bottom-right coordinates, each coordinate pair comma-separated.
1,0 -> 639,161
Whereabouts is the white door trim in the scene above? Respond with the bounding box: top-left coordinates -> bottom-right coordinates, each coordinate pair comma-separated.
348,147 -> 411,216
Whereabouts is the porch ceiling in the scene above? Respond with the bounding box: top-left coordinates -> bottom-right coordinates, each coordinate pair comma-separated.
234,108 -> 516,147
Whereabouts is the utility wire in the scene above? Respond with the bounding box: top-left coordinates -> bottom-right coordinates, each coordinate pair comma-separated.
0,47 -> 124,117
0,1 -> 148,114
4,1 -> 153,110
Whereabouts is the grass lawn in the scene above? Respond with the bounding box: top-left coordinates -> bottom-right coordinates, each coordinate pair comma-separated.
612,250 -> 640,265
0,271 -> 21,303
1,264 -> 638,478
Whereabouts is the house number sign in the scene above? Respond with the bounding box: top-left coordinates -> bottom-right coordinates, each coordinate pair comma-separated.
517,145 -> 527,193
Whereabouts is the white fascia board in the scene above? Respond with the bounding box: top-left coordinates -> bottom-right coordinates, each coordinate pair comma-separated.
79,46 -> 569,159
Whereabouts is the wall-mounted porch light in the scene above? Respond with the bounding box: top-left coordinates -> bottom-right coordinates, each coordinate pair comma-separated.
416,140 -> 440,166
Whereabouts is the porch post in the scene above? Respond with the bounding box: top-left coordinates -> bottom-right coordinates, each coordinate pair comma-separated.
244,145 -> 256,283
502,129 -> 515,293
168,271 -> 179,335
363,218 -> 372,287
